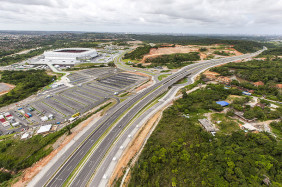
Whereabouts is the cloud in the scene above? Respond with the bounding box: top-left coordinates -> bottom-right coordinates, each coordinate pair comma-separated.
0,0 -> 281,34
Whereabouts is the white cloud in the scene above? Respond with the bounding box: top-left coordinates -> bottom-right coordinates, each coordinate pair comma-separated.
0,0 -> 281,34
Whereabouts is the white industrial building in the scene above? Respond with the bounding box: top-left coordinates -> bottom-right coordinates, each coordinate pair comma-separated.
37,124 -> 52,134
40,48 -> 98,65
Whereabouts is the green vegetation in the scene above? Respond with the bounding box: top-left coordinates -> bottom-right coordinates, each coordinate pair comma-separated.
158,74 -> 170,81
211,113 -> 240,134
175,78 -> 188,84
176,84 -> 241,114
123,58 -> 139,64
210,66 -> 232,76
210,59 -> 282,101
211,60 -> 282,83
226,95 -> 282,121
145,52 -> 200,69
213,50 -> 231,56
230,97 -> 250,111
119,92 -> 129,97
205,54 -> 215,60
132,63 -> 146,68
107,61 -> 115,67
0,48 -> 46,66
0,132 -> 64,172
112,40 -> 130,46
270,121 -> 282,141
259,47 -> 282,57
129,84 -> 282,187
65,63 -> 109,71
160,70 -> 171,73
0,70 -> 55,107
243,106 -> 282,121
199,47 -> 207,52
0,172 -> 12,183
74,63 -> 104,67
181,79 -> 204,93
123,45 -> 153,60
129,34 -> 264,53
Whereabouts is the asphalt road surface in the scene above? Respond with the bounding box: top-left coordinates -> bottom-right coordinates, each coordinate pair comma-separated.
35,48 -> 265,187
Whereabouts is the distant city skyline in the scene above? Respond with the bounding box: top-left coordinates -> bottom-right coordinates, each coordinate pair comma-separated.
0,0 -> 282,35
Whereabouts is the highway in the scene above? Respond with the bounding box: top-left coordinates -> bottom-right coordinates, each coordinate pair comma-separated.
31,48 -> 265,187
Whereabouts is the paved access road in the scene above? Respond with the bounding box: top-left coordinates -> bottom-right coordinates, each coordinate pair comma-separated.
35,48 -> 265,187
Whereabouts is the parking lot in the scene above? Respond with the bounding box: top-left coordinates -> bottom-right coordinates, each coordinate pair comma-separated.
0,67 -> 147,135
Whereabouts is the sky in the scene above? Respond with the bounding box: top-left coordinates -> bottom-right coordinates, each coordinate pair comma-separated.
0,0 -> 282,35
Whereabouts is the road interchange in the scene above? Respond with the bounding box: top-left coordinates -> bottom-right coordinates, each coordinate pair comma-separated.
29,48 -> 265,187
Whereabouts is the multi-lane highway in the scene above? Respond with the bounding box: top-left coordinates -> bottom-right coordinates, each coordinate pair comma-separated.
30,48 -> 265,187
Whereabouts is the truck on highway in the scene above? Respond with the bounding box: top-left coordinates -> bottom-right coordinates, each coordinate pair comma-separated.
68,117 -> 78,123
71,112 -> 80,118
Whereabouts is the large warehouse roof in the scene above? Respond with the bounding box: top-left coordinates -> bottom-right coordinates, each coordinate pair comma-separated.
40,48 -> 98,65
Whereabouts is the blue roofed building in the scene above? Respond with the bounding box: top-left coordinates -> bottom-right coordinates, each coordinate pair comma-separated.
216,101 -> 230,107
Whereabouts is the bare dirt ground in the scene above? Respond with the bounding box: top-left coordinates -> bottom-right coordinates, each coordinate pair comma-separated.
141,45 -> 198,63
0,83 -> 15,96
108,110 -> 163,186
230,48 -> 243,56
140,45 -> 243,64
226,95 -> 242,103
203,70 -> 220,76
12,110 -> 104,187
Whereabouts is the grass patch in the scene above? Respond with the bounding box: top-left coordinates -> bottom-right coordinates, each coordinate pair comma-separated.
211,113 -> 240,134
183,80 -> 203,91
119,92 -> 129,97
158,74 -> 170,81
0,134 -> 14,140
175,78 -> 188,84
269,121 -> 282,141
123,58 -> 139,64
74,63 -> 104,67
100,100 -> 116,116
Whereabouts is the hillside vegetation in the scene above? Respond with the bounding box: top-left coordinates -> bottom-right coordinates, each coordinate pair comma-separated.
123,45 -> 153,60
210,59 -> 282,101
145,52 -> 200,69
129,35 -> 265,53
0,49 -> 46,66
129,85 -> 282,186
211,60 -> 282,83
0,70 -> 55,107
258,47 -> 282,57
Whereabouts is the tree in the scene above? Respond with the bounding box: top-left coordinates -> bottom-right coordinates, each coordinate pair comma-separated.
107,61 -> 115,67
226,109 -> 235,116
66,125 -> 72,135
181,89 -> 188,99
